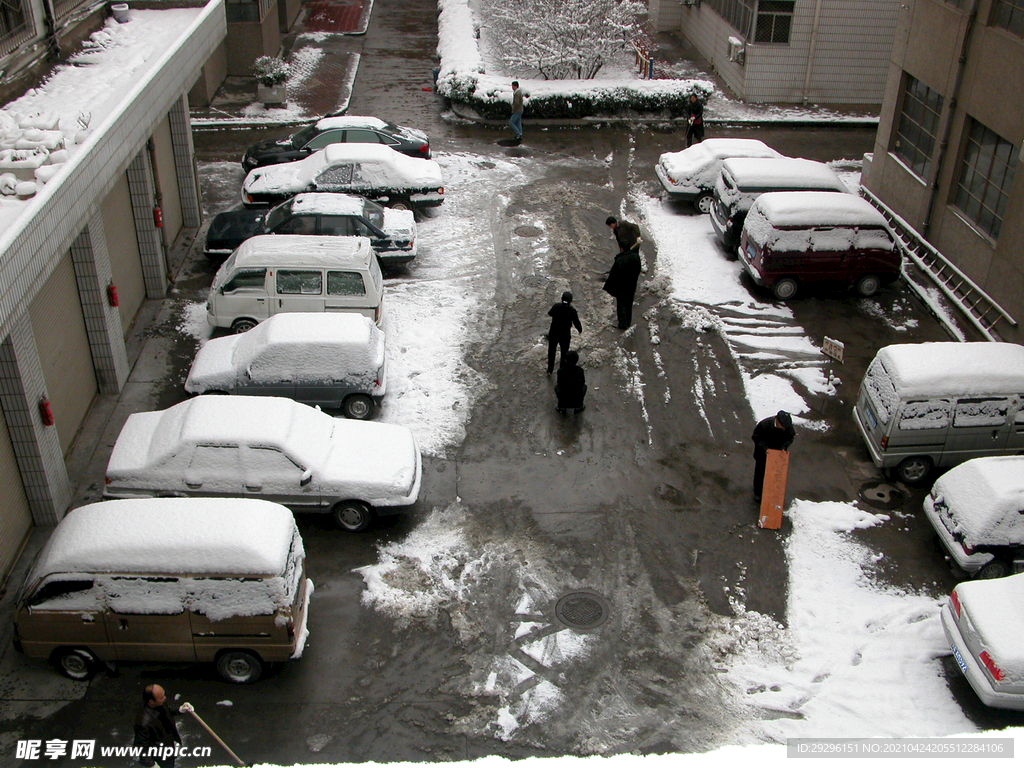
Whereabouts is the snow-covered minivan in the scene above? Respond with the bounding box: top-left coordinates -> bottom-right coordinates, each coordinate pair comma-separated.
854,342 -> 1024,484
655,138 -> 782,213
13,498 -> 311,684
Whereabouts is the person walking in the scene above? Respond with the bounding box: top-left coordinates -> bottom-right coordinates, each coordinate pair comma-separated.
685,93 -> 704,147
751,410 -> 795,501
602,246 -> 642,329
509,80 -> 524,144
605,215 -> 642,255
134,684 -> 192,768
555,350 -> 587,415
546,291 -> 583,374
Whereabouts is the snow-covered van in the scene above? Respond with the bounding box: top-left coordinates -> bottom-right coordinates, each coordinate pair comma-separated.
13,498 -> 312,684
710,157 -> 850,251
854,342 -> 1024,484
739,191 -> 901,300
924,456 -> 1024,579
206,235 -> 384,334
185,312 -> 387,419
655,138 -> 782,213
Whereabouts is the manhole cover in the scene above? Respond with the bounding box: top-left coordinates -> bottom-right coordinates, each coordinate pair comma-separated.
514,225 -> 543,237
858,481 -> 906,511
555,591 -> 610,630
521,275 -> 550,289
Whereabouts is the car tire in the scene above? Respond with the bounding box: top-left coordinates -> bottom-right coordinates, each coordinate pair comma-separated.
333,500 -> 373,532
55,649 -> 95,681
694,194 -> 715,215
342,394 -> 374,420
772,278 -> 798,301
216,650 -> 263,684
895,456 -> 932,485
855,274 -> 881,297
389,198 -> 411,211
975,560 -> 1010,580
231,318 -> 258,334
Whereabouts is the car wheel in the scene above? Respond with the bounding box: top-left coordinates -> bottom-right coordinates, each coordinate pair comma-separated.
856,274 -> 881,297
231,318 -> 257,334
216,650 -> 263,684
772,278 -> 798,301
695,194 -> 715,215
333,500 -> 373,532
895,456 -> 932,485
343,394 -> 374,420
389,199 -> 411,211
55,649 -> 95,681
975,560 -> 1010,580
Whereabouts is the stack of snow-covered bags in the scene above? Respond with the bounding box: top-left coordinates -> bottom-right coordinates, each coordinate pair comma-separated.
0,110 -> 90,198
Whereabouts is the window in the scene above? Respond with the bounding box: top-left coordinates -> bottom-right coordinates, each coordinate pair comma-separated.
223,269 -> 266,293
953,397 -> 1013,428
953,119 -> 1018,239
277,270 -> 323,295
185,445 -> 242,490
327,271 -> 366,296
754,1 -> 794,43
993,0 -> 1024,36
305,129 -> 345,150
315,164 -> 354,190
224,0 -> 259,22
274,216 -> 318,235
318,216 -> 355,236
1,0 -> 27,40
893,75 -> 943,180
706,0 -> 754,35
244,446 -> 303,488
344,129 -> 383,143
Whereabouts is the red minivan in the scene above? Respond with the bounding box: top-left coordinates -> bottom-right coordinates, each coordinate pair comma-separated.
739,191 -> 901,300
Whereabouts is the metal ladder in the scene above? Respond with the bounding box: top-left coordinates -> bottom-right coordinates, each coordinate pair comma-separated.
861,187 -> 1018,341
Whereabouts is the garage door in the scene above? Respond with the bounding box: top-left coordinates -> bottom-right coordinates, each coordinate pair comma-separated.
0,406 -> 33,582
102,171 -> 146,336
29,255 -> 98,455
153,116 -> 183,246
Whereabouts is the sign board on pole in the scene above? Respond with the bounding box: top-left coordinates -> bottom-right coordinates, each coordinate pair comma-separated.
822,337 -> 845,364
758,448 -> 789,530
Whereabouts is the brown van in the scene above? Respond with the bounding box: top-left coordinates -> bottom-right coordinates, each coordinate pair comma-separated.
739,191 -> 901,300
13,498 -> 311,684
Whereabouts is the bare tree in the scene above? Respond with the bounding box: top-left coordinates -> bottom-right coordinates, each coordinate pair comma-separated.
481,0 -> 645,80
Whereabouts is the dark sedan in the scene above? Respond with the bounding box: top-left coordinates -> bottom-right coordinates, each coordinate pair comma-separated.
204,193 -> 417,266
242,116 -> 431,171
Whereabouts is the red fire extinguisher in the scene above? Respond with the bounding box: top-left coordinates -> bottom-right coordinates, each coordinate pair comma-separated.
153,205 -> 164,229
38,397 -> 54,426
107,282 -> 119,307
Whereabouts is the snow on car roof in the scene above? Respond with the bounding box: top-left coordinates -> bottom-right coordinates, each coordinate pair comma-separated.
288,193 -> 369,216
173,395 -> 331,449
953,572 -> 1024,673
321,143 -> 443,184
314,116 -> 388,131
32,498 -> 297,577
875,342 -> 1024,397
752,192 -> 890,227
932,457 -> 1024,546
231,235 -> 372,269
250,312 -> 378,347
659,139 -> 779,177
721,157 -> 848,189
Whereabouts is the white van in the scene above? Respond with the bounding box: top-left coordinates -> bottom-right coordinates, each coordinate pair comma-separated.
206,235 -> 384,334
13,498 -> 312,684
854,342 -> 1024,483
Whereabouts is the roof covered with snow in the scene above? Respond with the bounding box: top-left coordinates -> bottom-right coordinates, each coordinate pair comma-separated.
954,572 -> 1024,672
721,157 -> 848,190
315,116 -> 388,130
32,498 -> 297,578
875,342 -> 1024,397
228,234 -> 373,269
659,139 -> 780,179
752,192 -> 890,227
288,193 -> 372,216
931,457 -> 1024,546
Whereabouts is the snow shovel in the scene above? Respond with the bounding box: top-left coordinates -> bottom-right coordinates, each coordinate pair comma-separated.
180,703 -> 250,767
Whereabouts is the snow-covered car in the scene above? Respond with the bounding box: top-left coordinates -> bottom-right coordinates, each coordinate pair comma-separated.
924,456 -> 1024,580
103,396 -> 421,531
941,572 -> 1024,710
185,313 -> 387,420
655,138 -> 782,213
205,193 -> 417,266
241,143 -> 444,211
242,116 -> 431,171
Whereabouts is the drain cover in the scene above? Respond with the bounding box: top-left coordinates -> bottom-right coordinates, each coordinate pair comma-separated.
514,225 -> 543,237
858,481 -> 905,511
555,591 -> 610,630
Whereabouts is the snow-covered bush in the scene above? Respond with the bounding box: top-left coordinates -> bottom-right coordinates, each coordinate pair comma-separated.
253,55 -> 290,87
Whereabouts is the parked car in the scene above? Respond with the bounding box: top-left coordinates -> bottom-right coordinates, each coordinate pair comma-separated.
853,342 -> 1024,484
941,572 -> 1024,710
655,138 -> 782,213
13,497 -> 311,684
923,456 -> 1024,579
242,116 -> 431,171
709,157 -> 851,252
204,193 -> 417,267
186,313 -> 387,419
104,395 -> 421,531
242,143 -> 444,210
739,191 -> 901,300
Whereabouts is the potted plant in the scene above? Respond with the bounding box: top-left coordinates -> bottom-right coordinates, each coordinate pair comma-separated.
253,56 -> 290,106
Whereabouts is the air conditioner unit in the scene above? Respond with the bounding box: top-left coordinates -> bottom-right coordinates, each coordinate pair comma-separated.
727,36 -> 746,65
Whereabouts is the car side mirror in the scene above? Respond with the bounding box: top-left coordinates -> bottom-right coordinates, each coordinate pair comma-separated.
300,469 -> 313,486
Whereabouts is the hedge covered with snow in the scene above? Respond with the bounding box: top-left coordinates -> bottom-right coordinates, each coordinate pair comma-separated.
435,0 -> 714,120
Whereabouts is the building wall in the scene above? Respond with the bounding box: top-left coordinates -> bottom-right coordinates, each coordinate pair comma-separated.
649,0 -> 684,32
225,1 -> 281,76
676,3 -> 749,98
152,116 -> 184,247
101,174 -> 146,337
189,40 -> 228,108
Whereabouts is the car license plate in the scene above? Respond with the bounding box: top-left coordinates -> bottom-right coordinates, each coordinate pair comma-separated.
951,642 -> 968,675
865,405 -> 877,430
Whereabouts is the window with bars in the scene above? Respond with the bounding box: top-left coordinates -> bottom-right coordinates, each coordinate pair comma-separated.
953,119 -> 1019,240
893,75 -> 944,180
754,1 -> 795,43
993,0 -> 1024,36
1,0 -> 27,39
706,0 -> 755,36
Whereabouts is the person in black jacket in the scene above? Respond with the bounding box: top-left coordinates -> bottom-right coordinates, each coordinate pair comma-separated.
605,215 -> 641,254
602,248 -> 642,329
134,684 -> 191,768
546,291 -> 583,374
751,410 -> 795,501
685,93 -> 704,147
555,351 -> 587,415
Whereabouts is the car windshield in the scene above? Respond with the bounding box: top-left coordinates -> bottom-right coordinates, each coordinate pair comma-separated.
264,200 -> 294,231
362,199 -> 386,230
290,124 -> 320,148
